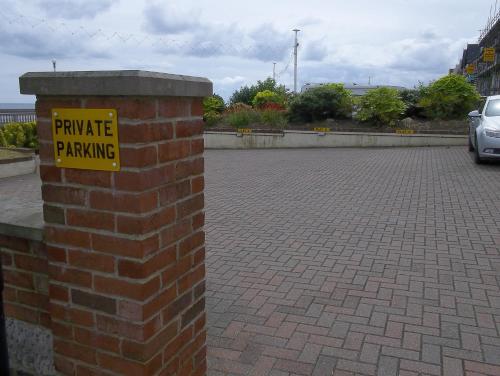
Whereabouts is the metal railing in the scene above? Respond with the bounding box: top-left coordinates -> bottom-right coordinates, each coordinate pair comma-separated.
0,109 -> 36,125
479,8 -> 500,43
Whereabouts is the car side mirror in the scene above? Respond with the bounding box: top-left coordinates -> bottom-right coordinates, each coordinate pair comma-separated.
468,110 -> 481,118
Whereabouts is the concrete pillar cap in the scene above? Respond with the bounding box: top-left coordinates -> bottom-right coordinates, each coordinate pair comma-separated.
19,70 -> 212,97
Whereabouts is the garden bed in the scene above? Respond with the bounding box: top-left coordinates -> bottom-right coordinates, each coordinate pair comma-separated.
207,118 -> 469,135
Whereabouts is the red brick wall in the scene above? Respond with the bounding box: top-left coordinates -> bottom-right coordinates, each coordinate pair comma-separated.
35,95 -> 207,375
0,233 -> 50,328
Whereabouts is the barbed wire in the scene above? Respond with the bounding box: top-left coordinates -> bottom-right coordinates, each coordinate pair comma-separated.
276,50 -> 294,79
0,10 -> 295,62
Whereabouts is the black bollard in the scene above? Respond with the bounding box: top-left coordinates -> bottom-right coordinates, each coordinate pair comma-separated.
0,256 -> 9,375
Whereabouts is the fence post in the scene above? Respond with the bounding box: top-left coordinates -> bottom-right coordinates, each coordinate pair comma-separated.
19,70 -> 211,375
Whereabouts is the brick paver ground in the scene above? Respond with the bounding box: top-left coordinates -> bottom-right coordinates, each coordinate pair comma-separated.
205,147 -> 500,376
1,147 -> 500,375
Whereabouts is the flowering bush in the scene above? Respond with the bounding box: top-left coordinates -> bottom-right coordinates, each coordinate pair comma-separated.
0,122 -> 38,149
252,90 -> 285,108
225,102 -> 253,114
230,78 -> 288,105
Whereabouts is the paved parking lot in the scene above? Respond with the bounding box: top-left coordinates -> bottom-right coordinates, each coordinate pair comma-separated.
205,147 -> 500,376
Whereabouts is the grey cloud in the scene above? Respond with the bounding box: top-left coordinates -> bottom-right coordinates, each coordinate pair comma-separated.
300,63 -> 374,87
183,23 -> 244,58
143,4 -> 201,34
297,17 -> 323,27
38,0 -> 115,19
299,60 -> 444,90
387,33 -> 461,74
244,24 -> 291,61
302,40 -> 328,61
143,5 -> 292,62
0,22 -> 110,60
420,29 -> 438,41
0,30 -> 75,59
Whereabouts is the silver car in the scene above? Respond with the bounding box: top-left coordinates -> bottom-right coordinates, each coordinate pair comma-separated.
469,95 -> 500,164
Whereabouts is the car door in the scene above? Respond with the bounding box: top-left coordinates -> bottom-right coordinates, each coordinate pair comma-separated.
471,98 -> 487,142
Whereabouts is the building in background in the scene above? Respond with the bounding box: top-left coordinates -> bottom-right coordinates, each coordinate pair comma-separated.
301,83 -> 406,96
454,44 -> 481,74
455,8 -> 500,95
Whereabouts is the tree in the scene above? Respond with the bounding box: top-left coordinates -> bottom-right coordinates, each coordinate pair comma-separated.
418,74 -> 481,120
230,78 -> 289,106
288,84 -> 353,122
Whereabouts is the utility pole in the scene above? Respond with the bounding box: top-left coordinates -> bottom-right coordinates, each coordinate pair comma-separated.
273,62 -> 276,81
52,59 -> 57,72
293,29 -> 300,93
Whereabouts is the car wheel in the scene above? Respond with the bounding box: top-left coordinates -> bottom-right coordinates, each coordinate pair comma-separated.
474,135 -> 483,164
468,136 -> 474,152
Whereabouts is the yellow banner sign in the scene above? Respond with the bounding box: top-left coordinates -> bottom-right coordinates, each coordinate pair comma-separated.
396,129 -> 415,135
466,64 -> 476,74
313,127 -> 331,132
484,47 -> 496,62
237,128 -> 252,134
52,108 -> 120,171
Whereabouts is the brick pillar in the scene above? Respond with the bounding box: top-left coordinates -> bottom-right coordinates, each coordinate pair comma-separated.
19,71 -> 211,376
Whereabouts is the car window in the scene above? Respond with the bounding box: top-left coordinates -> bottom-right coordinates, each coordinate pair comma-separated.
485,99 -> 500,117
479,98 -> 487,113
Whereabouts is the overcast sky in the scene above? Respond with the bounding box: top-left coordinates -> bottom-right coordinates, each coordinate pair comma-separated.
0,0 -> 497,103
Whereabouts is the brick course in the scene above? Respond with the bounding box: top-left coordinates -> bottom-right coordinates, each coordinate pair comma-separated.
1,233 -> 49,328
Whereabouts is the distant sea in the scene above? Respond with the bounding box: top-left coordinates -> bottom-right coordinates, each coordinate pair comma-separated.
0,103 -> 35,110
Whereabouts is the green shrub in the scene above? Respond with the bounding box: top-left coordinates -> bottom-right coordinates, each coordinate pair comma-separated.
0,129 -> 7,147
400,87 -> 423,118
226,109 -> 260,128
356,87 -> 406,126
261,109 -> 287,128
202,94 -> 225,126
0,122 -> 38,149
252,90 -> 285,108
230,78 -> 289,106
418,74 -> 481,120
203,94 -> 225,114
204,111 -> 222,127
288,84 -> 353,122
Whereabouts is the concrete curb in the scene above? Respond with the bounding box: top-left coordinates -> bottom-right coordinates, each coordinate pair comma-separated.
0,157 -> 36,179
204,130 -> 468,149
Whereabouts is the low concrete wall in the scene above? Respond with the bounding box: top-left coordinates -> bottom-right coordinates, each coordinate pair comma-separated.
0,222 -> 53,375
204,130 -> 468,149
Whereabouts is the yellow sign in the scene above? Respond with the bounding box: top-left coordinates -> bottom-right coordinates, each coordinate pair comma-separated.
52,108 -> 120,171
484,47 -> 496,62
396,129 -> 415,135
313,127 -> 331,132
237,128 -> 252,134
466,64 -> 476,74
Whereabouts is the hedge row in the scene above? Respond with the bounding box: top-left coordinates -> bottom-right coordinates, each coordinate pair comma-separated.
204,74 -> 481,128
